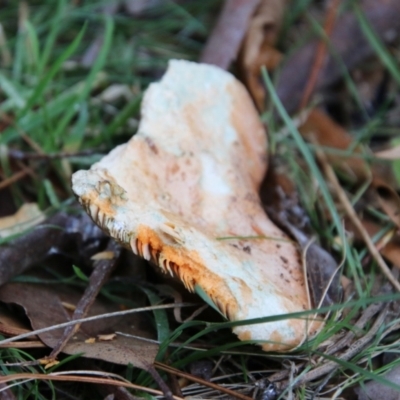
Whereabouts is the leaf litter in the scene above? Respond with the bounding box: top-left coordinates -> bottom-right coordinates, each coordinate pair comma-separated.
2,0 -> 400,398
0,282 -> 158,370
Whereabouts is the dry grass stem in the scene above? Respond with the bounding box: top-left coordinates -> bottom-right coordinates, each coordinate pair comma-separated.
0,303 -> 193,346
317,148 -> 400,291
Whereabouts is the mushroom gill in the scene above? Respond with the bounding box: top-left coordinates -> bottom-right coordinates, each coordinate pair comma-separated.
72,60 -> 319,351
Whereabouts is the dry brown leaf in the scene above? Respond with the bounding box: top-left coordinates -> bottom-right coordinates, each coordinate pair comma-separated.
0,283 -> 158,370
300,108 -> 370,181
0,304 -> 34,338
0,203 -> 45,238
0,212 -> 105,286
380,237 -> 400,271
239,0 -> 286,109
302,110 -> 400,234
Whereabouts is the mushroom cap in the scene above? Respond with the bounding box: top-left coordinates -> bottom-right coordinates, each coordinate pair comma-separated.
72,60 -> 317,351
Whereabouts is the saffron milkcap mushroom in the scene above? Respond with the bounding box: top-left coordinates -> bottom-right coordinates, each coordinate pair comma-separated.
72,60 -> 319,351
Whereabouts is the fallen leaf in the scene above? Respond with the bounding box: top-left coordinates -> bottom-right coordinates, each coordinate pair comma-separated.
300,109 -> 400,232
0,211 -> 104,286
372,178 -> 400,230
0,283 -> 158,370
0,304 -> 34,338
356,364 -> 400,400
300,108 -> 370,181
0,203 -> 45,238
381,237 -> 400,271
239,0 -> 286,109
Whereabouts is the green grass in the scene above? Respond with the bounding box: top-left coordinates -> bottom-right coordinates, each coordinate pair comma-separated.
1,0 -> 400,399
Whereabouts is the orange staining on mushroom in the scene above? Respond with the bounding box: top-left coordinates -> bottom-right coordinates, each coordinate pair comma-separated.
72,60 -> 318,351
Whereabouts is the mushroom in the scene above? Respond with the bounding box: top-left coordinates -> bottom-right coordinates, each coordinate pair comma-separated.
72,60 -> 319,351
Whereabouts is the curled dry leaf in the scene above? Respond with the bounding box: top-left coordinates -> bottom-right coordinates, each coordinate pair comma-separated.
72,60 -> 320,351
239,0 -> 286,109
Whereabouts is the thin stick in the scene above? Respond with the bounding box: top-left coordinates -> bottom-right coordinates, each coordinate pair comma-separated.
0,371 -> 184,399
7,149 -> 103,160
317,147 -> 400,291
0,303 -> 193,346
50,240 -> 120,358
299,0 -> 342,110
154,362 -> 253,400
0,341 -> 45,349
0,170 -> 29,190
294,303 -> 389,385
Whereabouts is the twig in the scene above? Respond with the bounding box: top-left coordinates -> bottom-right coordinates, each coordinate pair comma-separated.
316,147 -> 400,291
0,303 -> 194,346
293,303 -> 389,386
277,0 -> 400,114
147,365 -> 175,400
0,382 -> 17,400
49,240 -> 121,358
154,362 -> 253,400
7,149 -> 104,160
325,302 -> 384,355
0,170 -> 29,191
200,0 -> 260,69
0,371 -> 184,399
0,341 -> 45,349
299,0 -> 341,110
